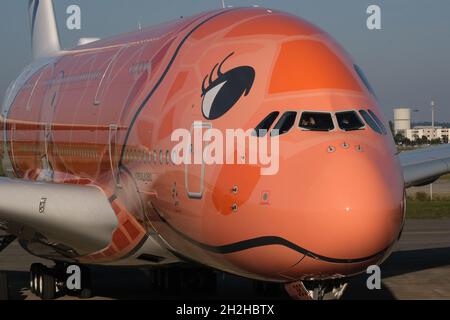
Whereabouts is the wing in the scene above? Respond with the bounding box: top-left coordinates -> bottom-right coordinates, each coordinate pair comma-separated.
0,178 -> 118,256
399,144 -> 450,188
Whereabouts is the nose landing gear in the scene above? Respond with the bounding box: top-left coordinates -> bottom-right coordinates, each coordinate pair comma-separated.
284,279 -> 348,300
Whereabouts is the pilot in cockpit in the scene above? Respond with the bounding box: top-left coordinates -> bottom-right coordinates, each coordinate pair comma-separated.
301,116 -> 317,128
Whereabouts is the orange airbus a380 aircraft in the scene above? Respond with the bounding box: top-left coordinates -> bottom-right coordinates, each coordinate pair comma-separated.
0,0 -> 449,300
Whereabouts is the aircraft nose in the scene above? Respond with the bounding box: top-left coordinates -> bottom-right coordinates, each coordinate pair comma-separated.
281,142 -> 405,267
213,141 -> 405,282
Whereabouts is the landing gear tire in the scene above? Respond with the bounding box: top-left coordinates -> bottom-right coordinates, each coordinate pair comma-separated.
77,267 -> 93,299
40,269 -> 56,300
30,263 -> 93,300
30,263 -> 45,297
0,272 -> 9,300
30,263 -> 58,300
29,263 -> 43,294
60,265 -> 93,299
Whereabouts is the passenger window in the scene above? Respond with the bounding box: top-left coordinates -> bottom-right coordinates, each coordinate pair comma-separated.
336,111 -> 365,131
299,112 -> 334,131
271,112 -> 297,136
368,110 -> 387,135
254,111 -> 279,137
359,110 -> 383,134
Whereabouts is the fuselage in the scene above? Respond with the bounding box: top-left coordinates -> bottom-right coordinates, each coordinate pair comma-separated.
0,7 -> 405,282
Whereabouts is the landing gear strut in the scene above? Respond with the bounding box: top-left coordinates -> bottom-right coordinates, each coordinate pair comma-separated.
29,263 -> 93,300
285,279 -> 349,300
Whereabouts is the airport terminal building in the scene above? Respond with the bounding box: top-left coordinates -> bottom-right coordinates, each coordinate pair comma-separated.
394,107 -> 450,142
404,126 -> 450,141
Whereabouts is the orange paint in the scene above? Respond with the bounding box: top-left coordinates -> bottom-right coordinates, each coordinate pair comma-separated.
1,7 -> 404,282
226,13 -> 320,38
270,40 -> 363,93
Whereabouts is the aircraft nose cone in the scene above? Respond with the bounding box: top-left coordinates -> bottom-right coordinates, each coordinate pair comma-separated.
287,145 -> 405,261
208,141 -> 405,282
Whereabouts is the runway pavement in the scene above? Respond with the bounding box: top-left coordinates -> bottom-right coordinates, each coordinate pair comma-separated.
1,219 -> 450,300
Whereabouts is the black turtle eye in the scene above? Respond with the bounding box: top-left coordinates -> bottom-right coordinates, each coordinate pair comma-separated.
201,53 -> 255,120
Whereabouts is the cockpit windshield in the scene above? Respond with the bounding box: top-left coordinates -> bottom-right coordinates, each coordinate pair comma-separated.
299,112 -> 334,131
336,111 -> 365,131
271,112 -> 297,137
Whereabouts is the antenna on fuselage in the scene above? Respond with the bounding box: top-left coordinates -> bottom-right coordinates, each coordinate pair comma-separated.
221,0 -> 226,9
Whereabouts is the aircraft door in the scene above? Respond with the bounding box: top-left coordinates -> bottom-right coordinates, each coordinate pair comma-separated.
37,69 -> 64,180
184,122 -> 211,199
108,124 -> 121,187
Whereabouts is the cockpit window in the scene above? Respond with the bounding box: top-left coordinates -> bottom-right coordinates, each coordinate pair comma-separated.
271,111 -> 297,136
359,110 -> 383,134
299,112 -> 334,131
368,110 -> 388,135
336,111 -> 365,131
354,65 -> 376,97
253,111 -> 279,137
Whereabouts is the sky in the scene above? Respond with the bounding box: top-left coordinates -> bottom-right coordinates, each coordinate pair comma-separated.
0,0 -> 449,122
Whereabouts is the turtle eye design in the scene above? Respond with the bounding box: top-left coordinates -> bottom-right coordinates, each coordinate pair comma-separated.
201,52 -> 255,120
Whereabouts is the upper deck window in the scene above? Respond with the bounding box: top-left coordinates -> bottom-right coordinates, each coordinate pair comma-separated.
271,112 -> 297,137
336,111 -> 365,131
299,112 -> 334,131
359,110 -> 383,134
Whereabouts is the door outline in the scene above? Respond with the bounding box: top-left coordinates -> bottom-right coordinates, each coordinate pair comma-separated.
94,46 -> 127,106
9,123 -> 17,171
184,121 -> 212,199
26,71 -> 44,112
108,124 -> 121,187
